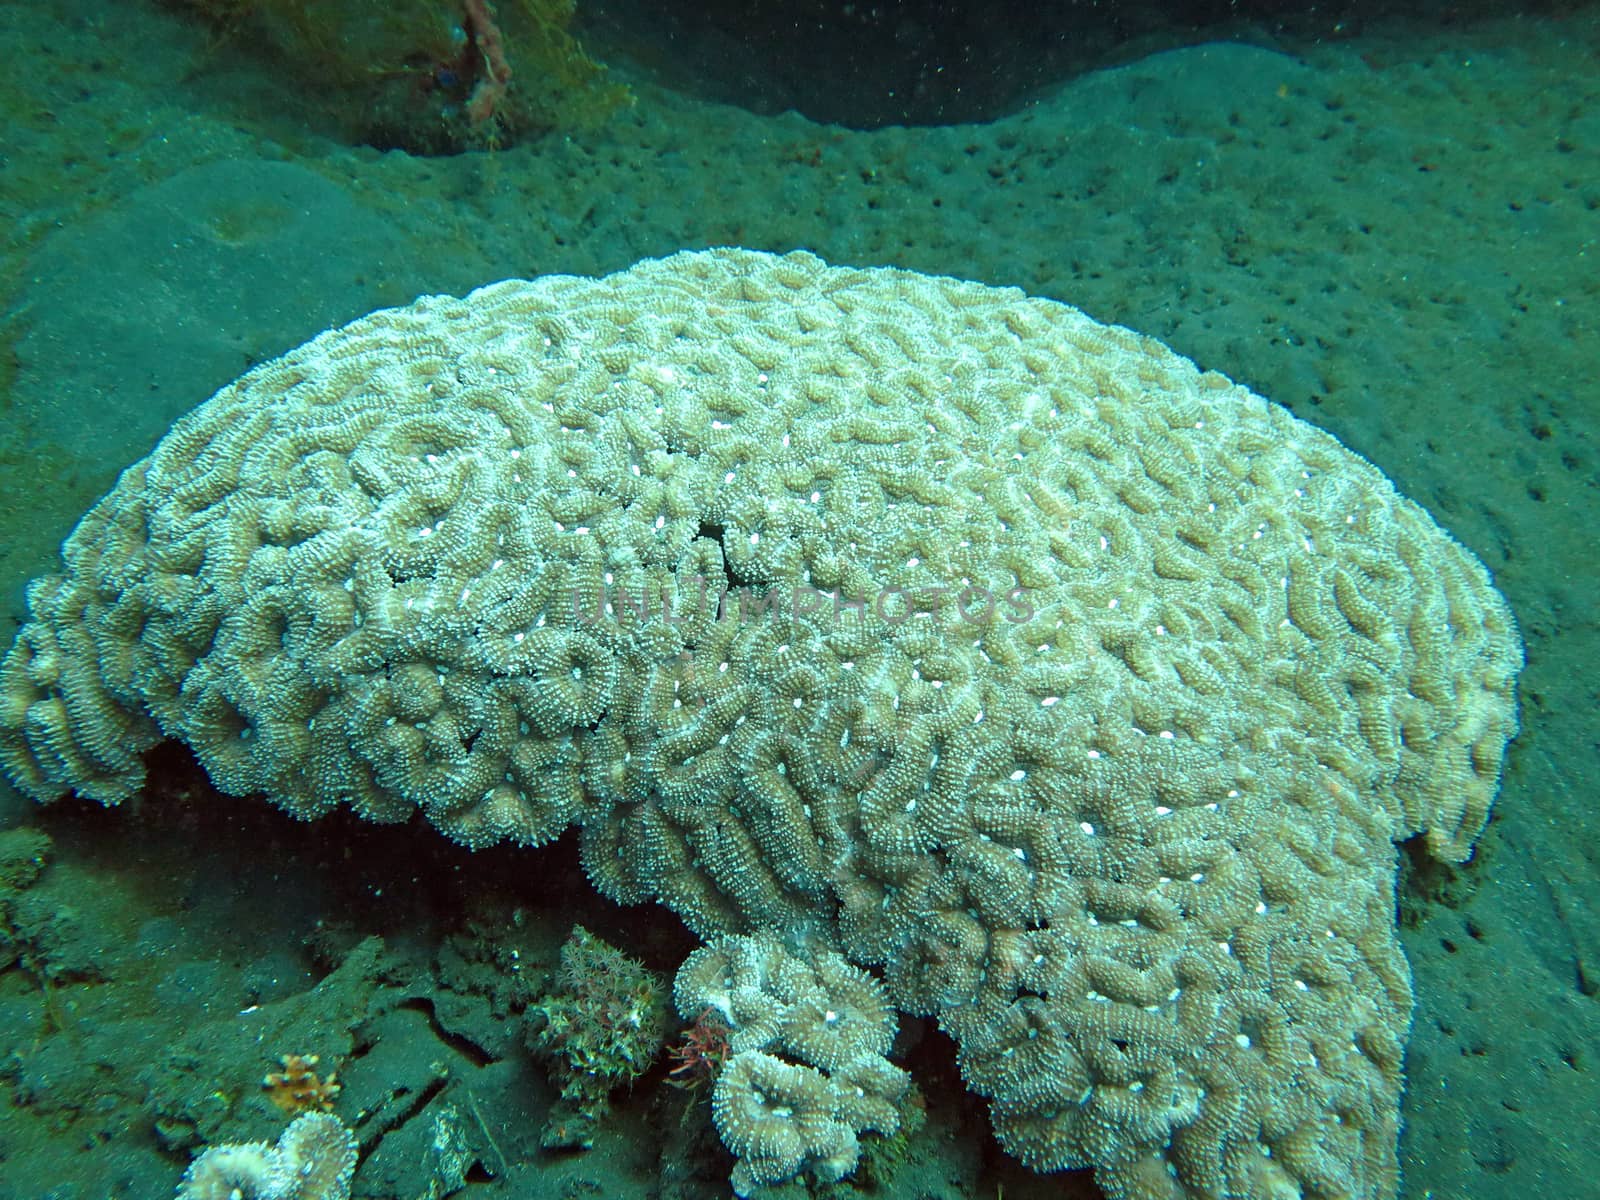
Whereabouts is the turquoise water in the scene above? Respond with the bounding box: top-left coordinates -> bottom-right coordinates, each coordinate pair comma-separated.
0,2 -> 1594,1198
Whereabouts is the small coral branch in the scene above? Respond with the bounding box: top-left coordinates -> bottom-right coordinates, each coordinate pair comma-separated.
462,0 -> 513,125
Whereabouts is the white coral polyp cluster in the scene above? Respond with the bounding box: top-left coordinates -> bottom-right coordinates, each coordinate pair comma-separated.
176,1112 -> 356,1200
0,249 -> 1522,1200
675,932 -> 908,1195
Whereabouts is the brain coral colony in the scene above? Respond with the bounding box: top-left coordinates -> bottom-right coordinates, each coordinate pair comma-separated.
0,249 -> 1521,1199
173,0 -> 628,154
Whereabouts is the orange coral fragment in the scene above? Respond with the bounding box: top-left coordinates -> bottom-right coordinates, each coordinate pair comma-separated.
262,1053 -> 342,1115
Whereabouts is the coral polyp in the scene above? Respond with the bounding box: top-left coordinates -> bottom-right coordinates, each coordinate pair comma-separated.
525,925 -> 667,1148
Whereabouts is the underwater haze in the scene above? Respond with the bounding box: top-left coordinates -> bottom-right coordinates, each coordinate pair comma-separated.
0,2 -> 1595,1199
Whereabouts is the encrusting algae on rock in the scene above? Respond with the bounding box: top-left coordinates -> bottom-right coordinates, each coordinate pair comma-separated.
170,0 -> 629,154
0,249 -> 1522,1199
